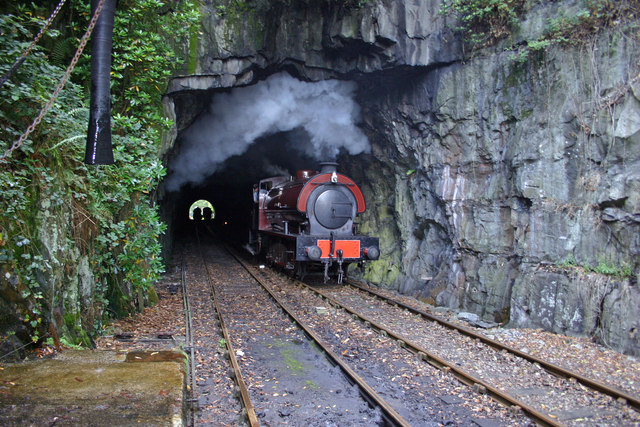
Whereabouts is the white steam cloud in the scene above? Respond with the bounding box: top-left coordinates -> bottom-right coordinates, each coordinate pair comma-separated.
164,73 -> 370,192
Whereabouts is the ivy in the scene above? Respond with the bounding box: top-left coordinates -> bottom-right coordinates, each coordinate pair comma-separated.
0,1 -> 199,347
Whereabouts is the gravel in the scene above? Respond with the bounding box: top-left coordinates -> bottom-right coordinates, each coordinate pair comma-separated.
96,239 -> 640,426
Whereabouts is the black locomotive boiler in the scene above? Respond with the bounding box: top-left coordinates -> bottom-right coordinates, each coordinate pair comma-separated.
249,162 -> 379,283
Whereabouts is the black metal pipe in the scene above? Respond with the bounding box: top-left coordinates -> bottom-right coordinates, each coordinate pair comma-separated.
85,0 -> 116,165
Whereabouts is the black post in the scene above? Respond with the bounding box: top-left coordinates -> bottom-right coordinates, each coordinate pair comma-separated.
85,0 -> 116,165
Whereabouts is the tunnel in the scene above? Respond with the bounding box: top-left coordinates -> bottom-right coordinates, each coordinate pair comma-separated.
157,70 -> 380,253
164,130 -> 325,242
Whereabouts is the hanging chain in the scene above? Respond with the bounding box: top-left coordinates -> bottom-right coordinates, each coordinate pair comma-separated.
1,0 -> 106,161
0,0 -> 68,88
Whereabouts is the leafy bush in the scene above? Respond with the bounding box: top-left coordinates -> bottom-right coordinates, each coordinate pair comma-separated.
440,0 -> 526,45
0,0 -> 199,347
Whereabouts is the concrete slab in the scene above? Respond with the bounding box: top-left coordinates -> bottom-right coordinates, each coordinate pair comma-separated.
0,350 -> 185,426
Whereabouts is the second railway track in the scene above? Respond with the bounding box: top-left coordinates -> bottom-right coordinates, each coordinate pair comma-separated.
252,266 -> 640,426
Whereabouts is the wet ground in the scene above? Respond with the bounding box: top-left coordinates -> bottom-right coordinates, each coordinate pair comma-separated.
247,336 -> 382,425
0,350 -> 185,426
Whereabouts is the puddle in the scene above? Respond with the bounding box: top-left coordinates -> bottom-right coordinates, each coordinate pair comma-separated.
0,350 -> 185,426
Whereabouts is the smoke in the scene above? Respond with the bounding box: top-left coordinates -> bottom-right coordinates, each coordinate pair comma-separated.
164,72 -> 370,192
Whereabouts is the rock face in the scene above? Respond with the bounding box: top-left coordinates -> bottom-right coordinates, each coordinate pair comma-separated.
166,0 -> 640,355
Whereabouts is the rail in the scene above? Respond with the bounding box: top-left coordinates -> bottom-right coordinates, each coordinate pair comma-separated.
195,229 -> 259,426
346,279 -> 640,413
181,255 -> 197,425
289,279 -> 562,427
227,247 -> 411,427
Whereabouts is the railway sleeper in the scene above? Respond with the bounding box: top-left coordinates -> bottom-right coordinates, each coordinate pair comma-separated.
473,383 -> 487,395
239,408 -> 248,424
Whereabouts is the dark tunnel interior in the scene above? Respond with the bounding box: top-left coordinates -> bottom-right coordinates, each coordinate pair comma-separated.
165,130 -> 332,244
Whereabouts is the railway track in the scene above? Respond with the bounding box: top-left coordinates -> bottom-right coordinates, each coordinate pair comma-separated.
344,279 -> 640,412
180,239 -> 243,425
96,227 -> 637,426
194,235 -> 404,425
231,256 -> 532,425
260,270 -> 640,426
182,231 -> 535,425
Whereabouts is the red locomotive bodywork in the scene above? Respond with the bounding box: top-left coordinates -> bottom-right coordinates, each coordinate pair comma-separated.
250,162 -> 379,283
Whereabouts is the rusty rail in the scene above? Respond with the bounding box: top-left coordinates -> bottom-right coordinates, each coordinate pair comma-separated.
347,279 -> 640,413
180,256 -> 197,425
195,229 -> 259,427
285,279 -> 561,427
228,248 -> 411,427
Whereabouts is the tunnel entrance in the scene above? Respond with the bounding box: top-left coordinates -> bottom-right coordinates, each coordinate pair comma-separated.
160,72 -> 372,249
164,130 -> 327,244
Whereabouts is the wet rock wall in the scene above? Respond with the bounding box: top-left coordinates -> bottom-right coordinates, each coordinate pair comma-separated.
354,28 -> 640,355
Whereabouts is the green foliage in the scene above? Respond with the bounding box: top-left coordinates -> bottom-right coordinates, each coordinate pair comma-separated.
509,38 -> 550,63
440,0 -> 639,61
545,0 -> 640,41
559,255 -> 632,279
559,254 -> 578,269
589,260 -> 633,279
510,0 -> 639,62
0,0 -> 199,347
439,0 -> 526,45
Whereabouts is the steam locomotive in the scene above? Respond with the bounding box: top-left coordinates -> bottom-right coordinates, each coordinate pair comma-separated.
249,162 -> 379,283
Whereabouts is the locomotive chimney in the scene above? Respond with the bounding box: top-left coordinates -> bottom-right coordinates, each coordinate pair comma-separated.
320,162 -> 338,173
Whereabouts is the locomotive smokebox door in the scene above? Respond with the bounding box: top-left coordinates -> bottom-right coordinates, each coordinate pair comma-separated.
314,190 -> 353,229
